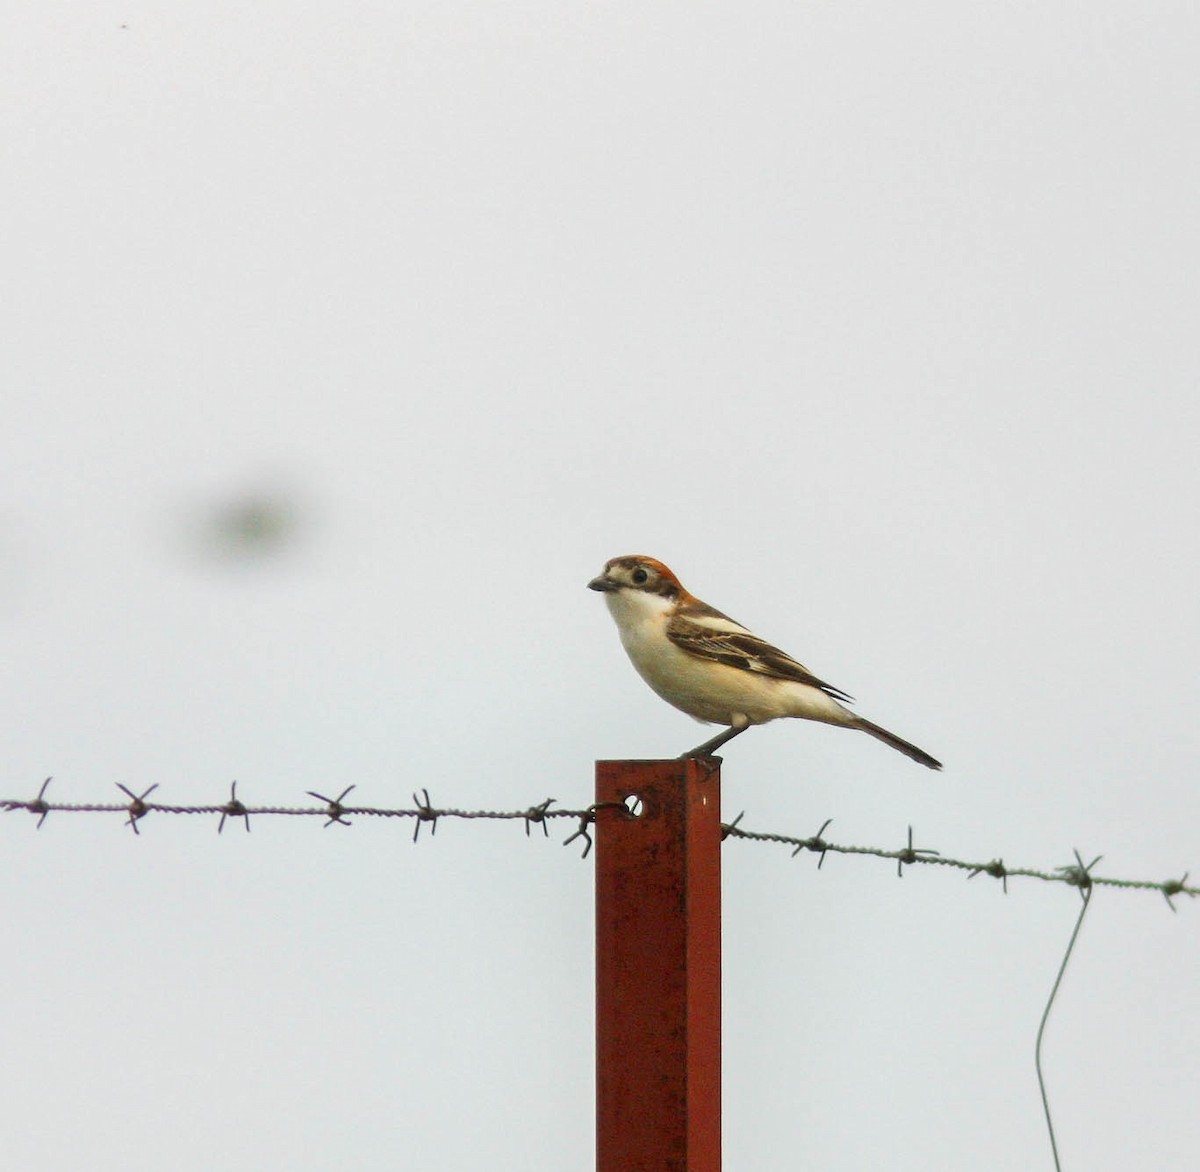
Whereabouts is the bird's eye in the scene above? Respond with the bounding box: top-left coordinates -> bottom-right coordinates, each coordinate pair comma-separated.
631,567 -> 649,585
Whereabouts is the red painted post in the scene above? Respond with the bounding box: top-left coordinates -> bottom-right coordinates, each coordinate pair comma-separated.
595,758 -> 722,1172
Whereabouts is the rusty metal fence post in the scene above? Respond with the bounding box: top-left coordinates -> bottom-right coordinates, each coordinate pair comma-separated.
595,758 -> 722,1172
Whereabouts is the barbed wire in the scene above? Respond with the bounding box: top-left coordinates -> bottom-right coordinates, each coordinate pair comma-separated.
2,777 -> 1194,908
720,814 -> 1195,908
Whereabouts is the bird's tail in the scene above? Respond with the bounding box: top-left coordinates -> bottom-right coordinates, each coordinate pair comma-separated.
854,718 -> 942,770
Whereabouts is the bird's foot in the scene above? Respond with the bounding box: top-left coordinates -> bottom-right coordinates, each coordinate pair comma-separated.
679,747 -> 724,761
680,723 -> 747,759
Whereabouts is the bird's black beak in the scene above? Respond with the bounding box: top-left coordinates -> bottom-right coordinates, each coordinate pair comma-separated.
588,574 -> 617,592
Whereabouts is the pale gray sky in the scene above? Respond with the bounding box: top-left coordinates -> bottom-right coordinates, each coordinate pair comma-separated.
3,4 -> 1198,1169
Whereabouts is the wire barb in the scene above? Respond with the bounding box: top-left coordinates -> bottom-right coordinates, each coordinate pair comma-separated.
1057,851 -> 1103,897
116,783 -> 159,835
562,806 -> 597,858
306,785 -> 356,828
799,817 -> 834,867
523,798 -> 555,838
4,777 -> 56,828
896,824 -> 940,878
411,789 -> 438,842
1161,872 -> 1192,913
218,781 -> 251,834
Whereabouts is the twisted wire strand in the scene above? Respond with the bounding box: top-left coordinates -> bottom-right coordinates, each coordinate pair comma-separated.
2,779 -> 1195,903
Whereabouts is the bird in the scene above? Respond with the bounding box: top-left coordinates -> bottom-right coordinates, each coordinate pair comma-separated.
588,554 -> 941,768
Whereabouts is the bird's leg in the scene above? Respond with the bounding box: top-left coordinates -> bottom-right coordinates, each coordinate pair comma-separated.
681,719 -> 749,760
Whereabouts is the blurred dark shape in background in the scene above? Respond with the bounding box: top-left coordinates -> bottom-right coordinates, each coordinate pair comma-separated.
194,484 -> 309,565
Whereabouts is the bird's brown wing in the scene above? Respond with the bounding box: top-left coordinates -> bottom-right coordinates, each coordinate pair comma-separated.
666,614 -> 854,704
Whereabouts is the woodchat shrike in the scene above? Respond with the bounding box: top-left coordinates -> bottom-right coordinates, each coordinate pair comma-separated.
589,554 -> 941,767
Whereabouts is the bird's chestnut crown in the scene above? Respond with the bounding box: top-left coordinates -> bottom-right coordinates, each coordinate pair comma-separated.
588,555 -> 681,598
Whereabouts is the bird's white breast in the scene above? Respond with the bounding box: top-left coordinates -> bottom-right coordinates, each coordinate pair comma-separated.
603,589 -> 760,724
